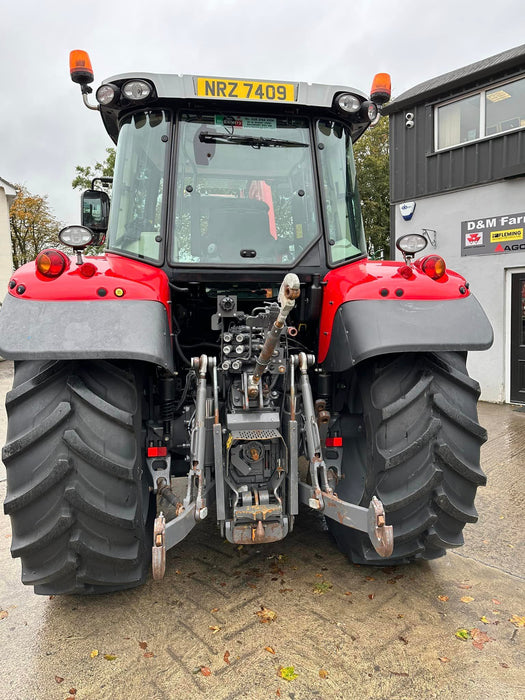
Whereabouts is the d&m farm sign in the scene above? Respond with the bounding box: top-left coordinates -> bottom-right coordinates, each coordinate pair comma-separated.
461,212 -> 525,256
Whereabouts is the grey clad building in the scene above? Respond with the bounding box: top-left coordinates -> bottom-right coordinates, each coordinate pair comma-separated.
386,44 -> 525,403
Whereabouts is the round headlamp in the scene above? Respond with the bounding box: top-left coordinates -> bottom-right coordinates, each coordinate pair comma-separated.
337,93 -> 361,113
59,225 -> 95,249
395,234 -> 428,255
122,80 -> 152,101
96,83 -> 120,106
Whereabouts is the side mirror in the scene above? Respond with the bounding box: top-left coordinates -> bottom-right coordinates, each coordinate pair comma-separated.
81,189 -> 110,235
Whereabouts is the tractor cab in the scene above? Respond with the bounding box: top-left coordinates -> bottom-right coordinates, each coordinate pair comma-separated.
70,51 -> 389,283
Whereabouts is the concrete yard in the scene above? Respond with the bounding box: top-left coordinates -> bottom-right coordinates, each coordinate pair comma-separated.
0,360 -> 523,700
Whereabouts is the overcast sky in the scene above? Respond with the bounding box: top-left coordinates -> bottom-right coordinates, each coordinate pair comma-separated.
1,0 -> 524,225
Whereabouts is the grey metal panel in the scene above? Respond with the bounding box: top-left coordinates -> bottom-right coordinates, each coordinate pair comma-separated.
322,295 -> 494,372
390,106 -> 525,203
226,411 -> 280,432
0,295 -> 174,370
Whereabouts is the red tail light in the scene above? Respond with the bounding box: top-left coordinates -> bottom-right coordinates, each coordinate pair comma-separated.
417,255 -> 446,280
35,250 -> 68,278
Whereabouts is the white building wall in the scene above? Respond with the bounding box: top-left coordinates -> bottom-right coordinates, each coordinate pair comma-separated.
0,179 -> 15,299
393,178 -> 525,403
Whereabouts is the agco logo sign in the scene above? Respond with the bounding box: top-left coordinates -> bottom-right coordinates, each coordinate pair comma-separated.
461,212 -> 525,257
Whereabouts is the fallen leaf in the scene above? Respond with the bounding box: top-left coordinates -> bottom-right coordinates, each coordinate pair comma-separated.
389,670 -> 409,677
492,598 -> 501,605
397,614 -> 404,619
265,646 -> 276,654
365,576 -> 375,582
509,615 -> 525,628
0,610 -> 8,621
438,595 -> 449,602
480,616 -> 490,624
211,608 -> 219,613
319,669 -> 328,679
438,657 -> 450,663
500,662 -> 510,669
279,588 -> 293,593
460,596 -> 474,603
55,676 -> 64,684
200,666 -> 212,677
344,591 -> 352,596
368,594 -> 375,600
144,652 -> 154,658
276,690 -> 281,697
104,654 -> 117,661
69,690 -> 77,696
247,583 -> 257,589
279,666 -> 298,681
223,650 -> 230,665
139,641 -> 148,650
398,636 -> 409,645
90,650 -> 99,659
455,628 -> 470,640
175,570 -> 182,574
209,626 -> 221,633
313,581 -> 332,595
458,584 -> 472,590
471,628 -> 490,650
256,606 -> 276,623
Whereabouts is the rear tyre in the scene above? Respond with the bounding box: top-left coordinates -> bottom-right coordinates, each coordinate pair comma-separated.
3,360 -> 152,594
326,352 -> 487,564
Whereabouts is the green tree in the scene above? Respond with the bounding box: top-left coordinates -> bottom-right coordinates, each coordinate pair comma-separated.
354,116 -> 390,259
9,185 -> 63,268
72,147 -> 115,191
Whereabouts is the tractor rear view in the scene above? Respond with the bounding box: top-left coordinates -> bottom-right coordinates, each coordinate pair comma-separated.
0,51 -> 493,594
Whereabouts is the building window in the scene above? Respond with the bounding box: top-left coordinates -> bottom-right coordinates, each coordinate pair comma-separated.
435,76 -> 525,150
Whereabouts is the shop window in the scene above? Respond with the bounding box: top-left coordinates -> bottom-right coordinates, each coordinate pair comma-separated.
435,76 -> 525,150
437,94 -> 480,149
485,77 -> 525,136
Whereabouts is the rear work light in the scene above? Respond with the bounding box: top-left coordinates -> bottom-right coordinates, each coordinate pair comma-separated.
122,80 -> 152,101
418,255 -> 447,280
36,250 -> 69,278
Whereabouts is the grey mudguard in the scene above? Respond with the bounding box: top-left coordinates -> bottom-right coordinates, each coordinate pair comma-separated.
0,295 -> 174,371
322,295 -> 493,372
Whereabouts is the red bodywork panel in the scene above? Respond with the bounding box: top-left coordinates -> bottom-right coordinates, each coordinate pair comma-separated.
318,260 -> 470,363
8,252 -> 171,326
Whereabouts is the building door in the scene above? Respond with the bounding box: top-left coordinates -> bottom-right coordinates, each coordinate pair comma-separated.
510,273 -> 525,403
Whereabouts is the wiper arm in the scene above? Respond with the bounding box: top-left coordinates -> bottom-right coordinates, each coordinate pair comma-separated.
199,132 -> 308,148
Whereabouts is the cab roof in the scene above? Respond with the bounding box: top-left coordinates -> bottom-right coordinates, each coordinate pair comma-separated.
99,72 -> 369,142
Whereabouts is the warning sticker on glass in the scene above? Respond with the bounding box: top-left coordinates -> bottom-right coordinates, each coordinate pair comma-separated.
214,115 -> 276,129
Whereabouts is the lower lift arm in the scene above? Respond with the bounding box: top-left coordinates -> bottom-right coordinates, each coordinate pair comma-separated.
295,352 -> 393,557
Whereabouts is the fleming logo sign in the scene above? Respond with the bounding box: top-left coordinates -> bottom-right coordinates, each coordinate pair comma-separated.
461,212 -> 525,256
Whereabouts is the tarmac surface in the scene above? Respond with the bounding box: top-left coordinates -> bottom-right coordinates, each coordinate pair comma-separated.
0,360 -> 523,700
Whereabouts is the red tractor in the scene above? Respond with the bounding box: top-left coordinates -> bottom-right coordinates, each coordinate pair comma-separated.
0,51 -> 493,594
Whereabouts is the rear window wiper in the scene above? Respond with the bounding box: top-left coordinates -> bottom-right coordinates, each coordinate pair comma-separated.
199,132 -> 309,148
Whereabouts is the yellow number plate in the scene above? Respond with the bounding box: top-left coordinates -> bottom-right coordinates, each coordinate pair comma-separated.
196,78 -> 295,102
